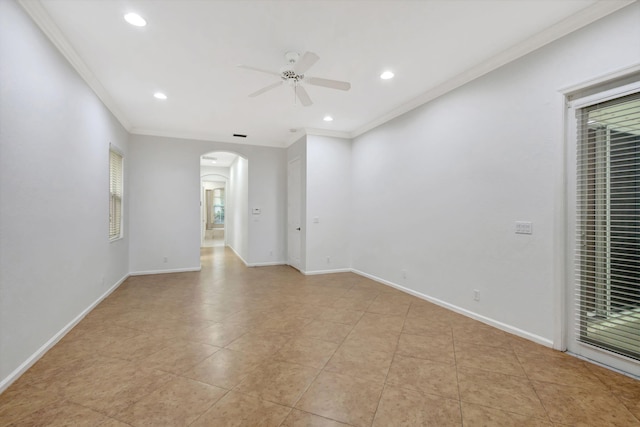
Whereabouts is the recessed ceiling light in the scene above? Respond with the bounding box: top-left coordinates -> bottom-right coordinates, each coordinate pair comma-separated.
153,92 -> 167,100
124,13 -> 147,27
323,115 -> 333,122
380,70 -> 395,80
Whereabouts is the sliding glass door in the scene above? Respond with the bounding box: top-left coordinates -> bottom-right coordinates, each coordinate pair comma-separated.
568,86 -> 640,375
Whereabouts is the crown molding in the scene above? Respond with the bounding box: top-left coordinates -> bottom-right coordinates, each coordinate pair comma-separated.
283,128 -> 352,147
130,127 -> 284,148
17,0 -> 131,131
304,128 -> 351,139
351,0 -> 636,139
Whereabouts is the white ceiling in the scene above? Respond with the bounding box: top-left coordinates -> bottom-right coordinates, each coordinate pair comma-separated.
20,0 -> 634,147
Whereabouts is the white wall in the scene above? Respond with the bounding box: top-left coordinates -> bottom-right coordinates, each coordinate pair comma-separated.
128,136 -> 200,273
128,135 -> 286,272
227,156 -> 249,261
350,3 -> 640,344
306,136 -> 352,273
0,0 -> 130,388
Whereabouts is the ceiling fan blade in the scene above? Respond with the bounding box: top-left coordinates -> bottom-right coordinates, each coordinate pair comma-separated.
237,64 -> 280,77
249,81 -> 283,97
306,77 -> 351,91
293,52 -> 319,75
295,85 -> 313,107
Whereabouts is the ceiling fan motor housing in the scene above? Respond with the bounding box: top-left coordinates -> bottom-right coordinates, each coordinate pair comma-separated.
240,51 -> 350,106
281,69 -> 303,82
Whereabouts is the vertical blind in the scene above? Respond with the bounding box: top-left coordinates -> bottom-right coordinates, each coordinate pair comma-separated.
109,149 -> 123,239
575,91 -> 640,361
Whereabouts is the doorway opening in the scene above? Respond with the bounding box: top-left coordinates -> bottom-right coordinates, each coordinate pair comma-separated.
200,151 -> 249,260
202,181 -> 226,248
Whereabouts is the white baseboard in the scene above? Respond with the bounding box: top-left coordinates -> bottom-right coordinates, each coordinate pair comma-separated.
227,245 -> 249,266
129,266 -> 201,276
304,268 -> 352,276
0,273 -> 129,394
224,245 -> 287,268
350,268 -> 554,348
248,261 -> 286,267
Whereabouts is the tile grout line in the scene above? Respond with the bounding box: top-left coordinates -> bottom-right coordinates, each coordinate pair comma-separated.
451,324 -> 465,426
509,339 -> 554,424
369,301 -> 409,426
288,303 -> 362,413
241,284 -> 362,426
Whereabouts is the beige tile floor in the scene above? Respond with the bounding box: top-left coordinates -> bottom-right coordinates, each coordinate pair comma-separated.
2,246 -> 640,426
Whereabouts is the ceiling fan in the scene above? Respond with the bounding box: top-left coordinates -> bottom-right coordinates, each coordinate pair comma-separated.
238,51 -> 351,107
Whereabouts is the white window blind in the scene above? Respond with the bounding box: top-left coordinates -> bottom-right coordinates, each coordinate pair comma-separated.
575,91 -> 640,361
109,149 -> 123,240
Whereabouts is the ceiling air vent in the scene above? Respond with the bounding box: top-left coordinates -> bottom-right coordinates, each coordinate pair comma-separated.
233,133 -> 247,138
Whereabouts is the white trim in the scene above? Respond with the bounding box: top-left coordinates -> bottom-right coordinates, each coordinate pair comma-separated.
17,0 -> 131,131
351,268 -> 554,348
553,91 -> 570,351
560,63 -> 640,96
568,80 -> 640,109
227,244 -> 249,267
569,350 -> 640,380
303,128 -> 351,139
303,268 -> 352,276
351,0 -> 635,139
247,261 -> 287,267
0,273 -> 129,394
131,128 -> 282,148
285,128 -> 352,147
129,266 -> 201,276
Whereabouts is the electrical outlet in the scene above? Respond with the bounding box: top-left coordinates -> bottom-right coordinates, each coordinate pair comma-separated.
401,269 -> 407,279
326,256 -> 331,264
474,289 -> 480,301
163,256 -> 168,263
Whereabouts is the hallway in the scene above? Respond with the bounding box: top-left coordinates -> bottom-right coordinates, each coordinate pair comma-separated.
1,247 -> 639,426
201,229 -> 225,248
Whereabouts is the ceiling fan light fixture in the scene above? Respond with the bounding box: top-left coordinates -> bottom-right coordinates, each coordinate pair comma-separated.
124,13 -> 147,27
153,92 -> 167,100
380,70 -> 395,80
323,115 -> 334,122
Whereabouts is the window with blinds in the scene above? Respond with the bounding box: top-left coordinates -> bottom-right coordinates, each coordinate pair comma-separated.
576,91 -> 640,361
109,149 -> 123,240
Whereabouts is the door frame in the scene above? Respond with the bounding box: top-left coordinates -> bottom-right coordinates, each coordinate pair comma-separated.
287,157 -> 302,271
562,75 -> 640,376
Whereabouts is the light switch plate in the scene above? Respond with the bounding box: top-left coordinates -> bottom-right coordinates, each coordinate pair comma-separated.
515,221 -> 533,234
